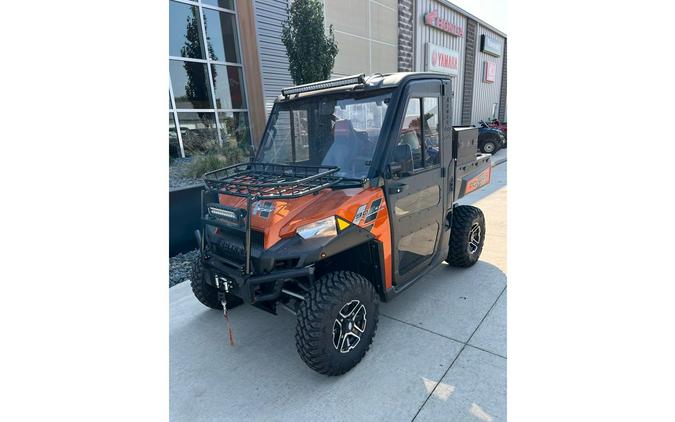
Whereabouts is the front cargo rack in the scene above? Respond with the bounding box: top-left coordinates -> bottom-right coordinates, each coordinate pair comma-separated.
203,162 -> 342,200
200,162 -> 343,275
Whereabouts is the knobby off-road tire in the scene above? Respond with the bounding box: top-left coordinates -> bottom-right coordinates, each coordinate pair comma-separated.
446,205 -> 486,267
295,271 -> 379,376
190,256 -> 243,310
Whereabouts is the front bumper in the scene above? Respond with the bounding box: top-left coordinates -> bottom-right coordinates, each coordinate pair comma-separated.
201,253 -> 315,304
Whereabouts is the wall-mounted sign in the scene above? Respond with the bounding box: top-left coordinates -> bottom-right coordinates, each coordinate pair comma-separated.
480,34 -> 502,57
483,61 -> 496,83
424,10 -> 463,37
426,43 -> 459,76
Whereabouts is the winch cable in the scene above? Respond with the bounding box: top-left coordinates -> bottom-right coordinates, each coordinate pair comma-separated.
223,301 -> 236,346
216,276 -> 236,346
221,295 -> 236,346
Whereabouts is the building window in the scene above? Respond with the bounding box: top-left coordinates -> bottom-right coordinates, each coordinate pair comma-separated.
210,64 -> 246,109
169,2 -> 205,59
169,60 -> 212,109
202,8 -> 241,63
202,0 -> 235,10
169,0 -> 251,159
176,112 -> 220,155
170,112 -> 181,158
218,112 -> 250,149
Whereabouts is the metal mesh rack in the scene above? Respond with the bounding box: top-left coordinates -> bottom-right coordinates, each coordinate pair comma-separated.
203,162 -> 342,200
201,162 -> 343,275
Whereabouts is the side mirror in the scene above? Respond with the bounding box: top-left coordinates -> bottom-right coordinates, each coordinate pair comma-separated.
390,144 -> 413,177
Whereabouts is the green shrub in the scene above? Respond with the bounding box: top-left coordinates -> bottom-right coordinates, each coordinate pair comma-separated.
185,144 -> 250,178
185,154 -> 223,178
181,131 -> 220,156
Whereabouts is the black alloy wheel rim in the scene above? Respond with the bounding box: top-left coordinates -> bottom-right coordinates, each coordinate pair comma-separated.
468,222 -> 482,254
332,300 -> 367,353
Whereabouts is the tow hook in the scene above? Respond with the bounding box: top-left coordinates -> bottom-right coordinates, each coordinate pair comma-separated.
215,274 -> 236,346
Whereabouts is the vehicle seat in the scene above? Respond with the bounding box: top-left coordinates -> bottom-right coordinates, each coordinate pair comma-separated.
400,129 -> 421,152
322,119 -> 357,172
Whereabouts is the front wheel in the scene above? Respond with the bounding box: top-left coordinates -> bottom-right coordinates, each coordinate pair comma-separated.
446,205 -> 486,267
295,271 -> 379,376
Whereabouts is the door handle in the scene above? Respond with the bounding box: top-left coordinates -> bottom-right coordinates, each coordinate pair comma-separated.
388,183 -> 407,194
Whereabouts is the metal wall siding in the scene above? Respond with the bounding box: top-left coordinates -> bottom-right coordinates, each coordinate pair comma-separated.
460,18 -> 477,125
253,0 -> 294,115
498,39 -> 507,121
415,0 -> 466,126
470,24 -> 505,124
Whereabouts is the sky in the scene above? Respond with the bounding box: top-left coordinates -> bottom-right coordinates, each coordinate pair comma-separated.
449,0 -> 507,33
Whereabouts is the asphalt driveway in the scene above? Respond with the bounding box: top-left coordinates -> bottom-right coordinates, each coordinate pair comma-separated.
170,160 -> 507,421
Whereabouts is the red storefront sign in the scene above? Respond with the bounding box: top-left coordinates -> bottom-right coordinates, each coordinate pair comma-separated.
424,10 -> 463,37
484,61 -> 496,83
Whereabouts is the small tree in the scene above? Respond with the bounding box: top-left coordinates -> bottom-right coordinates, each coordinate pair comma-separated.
281,0 -> 339,85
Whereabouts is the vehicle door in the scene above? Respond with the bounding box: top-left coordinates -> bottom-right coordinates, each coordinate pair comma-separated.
383,80 -> 446,287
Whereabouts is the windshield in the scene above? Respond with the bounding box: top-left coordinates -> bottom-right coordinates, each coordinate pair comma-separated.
258,91 -> 393,179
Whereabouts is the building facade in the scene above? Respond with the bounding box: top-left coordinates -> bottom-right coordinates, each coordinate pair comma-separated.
411,0 -> 506,125
168,0 -> 505,158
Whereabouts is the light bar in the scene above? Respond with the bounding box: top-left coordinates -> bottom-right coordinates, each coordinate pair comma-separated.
281,74 -> 366,96
209,207 -> 236,220
207,203 -> 245,222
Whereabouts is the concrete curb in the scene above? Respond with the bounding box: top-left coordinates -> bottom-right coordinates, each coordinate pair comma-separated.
492,155 -> 507,167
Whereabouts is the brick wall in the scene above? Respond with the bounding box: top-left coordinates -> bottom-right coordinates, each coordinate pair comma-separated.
398,0 -> 414,72
498,39 -> 507,121
461,18 -> 477,125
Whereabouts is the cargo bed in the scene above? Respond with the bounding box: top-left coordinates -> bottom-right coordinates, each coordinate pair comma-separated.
452,127 -> 492,200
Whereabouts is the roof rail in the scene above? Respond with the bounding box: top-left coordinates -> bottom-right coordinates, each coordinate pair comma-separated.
281,74 -> 366,96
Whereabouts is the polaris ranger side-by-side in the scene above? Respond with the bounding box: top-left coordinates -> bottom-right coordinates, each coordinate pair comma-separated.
191,72 -> 492,375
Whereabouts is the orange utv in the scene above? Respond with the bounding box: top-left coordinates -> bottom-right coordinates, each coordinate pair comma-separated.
191,73 -> 492,375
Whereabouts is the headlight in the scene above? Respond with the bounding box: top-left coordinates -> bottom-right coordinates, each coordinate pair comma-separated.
297,216 -> 337,239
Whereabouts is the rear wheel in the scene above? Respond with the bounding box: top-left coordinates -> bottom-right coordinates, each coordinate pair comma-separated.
295,271 -> 379,376
446,205 -> 486,267
480,139 -> 498,154
190,256 -> 243,310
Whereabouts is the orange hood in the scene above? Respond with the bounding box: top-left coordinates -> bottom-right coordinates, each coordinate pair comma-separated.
217,187 -> 387,249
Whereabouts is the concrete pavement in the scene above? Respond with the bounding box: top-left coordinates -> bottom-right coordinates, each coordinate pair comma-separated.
170,162 -> 507,421
490,147 -> 507,167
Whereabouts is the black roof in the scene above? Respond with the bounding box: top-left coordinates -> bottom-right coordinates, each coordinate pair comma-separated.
276,72 -> 453,102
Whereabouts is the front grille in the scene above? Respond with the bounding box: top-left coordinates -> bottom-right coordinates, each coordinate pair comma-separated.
207,226 -> 264,264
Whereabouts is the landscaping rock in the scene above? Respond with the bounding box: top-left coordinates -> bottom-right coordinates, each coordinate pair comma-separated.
169,249 -> 199,287
169,157 -> 204,190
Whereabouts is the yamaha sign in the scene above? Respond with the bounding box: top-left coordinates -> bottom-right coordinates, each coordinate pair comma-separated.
425,43 -> 459,76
